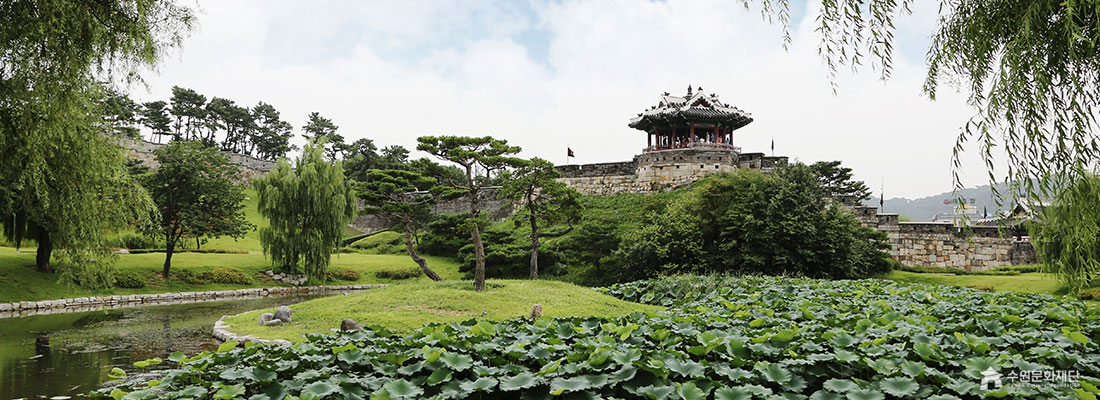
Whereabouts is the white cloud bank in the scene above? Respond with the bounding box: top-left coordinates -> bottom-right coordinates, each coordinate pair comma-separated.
137,0 -> 996,199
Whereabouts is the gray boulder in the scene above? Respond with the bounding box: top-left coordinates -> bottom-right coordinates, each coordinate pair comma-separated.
340,318 -> 361,331
262,319 -> 283,326
258,313 -> 274,326
274,306 -> 292,322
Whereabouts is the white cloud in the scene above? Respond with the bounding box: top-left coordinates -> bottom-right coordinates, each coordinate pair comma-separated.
136,0 -> 996,199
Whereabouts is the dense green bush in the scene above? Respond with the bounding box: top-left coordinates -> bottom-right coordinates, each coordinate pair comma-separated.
118,233 -> 156,250
374,267 -> 421,280
419,213 -> 471,257
199,267 -> 251,285
993,264 -> 1042,273
457,230 -> 558,279
175,269 -> 207,285
614,167 -> 893,281
326,268 -> 360,281
896,264 -> 1022,276
100,275 -> 1100,400
113,271 -> 146,288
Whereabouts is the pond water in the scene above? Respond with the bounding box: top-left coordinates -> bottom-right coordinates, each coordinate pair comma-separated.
0,295 -> 325,399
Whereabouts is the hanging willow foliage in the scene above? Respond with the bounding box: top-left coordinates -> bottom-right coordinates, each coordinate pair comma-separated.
750,0 -> 1100,209
1031,173 -> 1100,294
254,141 -> 356,282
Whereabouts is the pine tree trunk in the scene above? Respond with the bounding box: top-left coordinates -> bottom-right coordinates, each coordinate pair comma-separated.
35,230 -> 52,273
404,222 -> 443,281
471,223 -> 486,291
163,234 -> 175,282
529,213 -> 539,280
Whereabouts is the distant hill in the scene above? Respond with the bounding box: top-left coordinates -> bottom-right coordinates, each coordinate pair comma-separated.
861,184 -> 1014,222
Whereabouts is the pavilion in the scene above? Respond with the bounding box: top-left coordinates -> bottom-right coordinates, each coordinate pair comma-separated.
628,86 -> 753,153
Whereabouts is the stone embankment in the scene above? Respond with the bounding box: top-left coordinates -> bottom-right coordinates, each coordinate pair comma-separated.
213,312 -> 293,346
0,284 -> 388,319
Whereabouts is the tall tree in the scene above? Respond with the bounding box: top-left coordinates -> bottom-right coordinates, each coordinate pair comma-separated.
417,135 -> 525,291
103,89 -> 142,139
141,141 -> 254,281
302,112 -> 345,160
380,145 -> 410,169
140,100 -> 174,144
343,138 -> 382,181
0,0 -> 192,287
168,86 -> 207,141
252,102 -> 294,160
810,160 -> 871,202
254,141 -> 356,281
357,168 -> 457,281
500,158 -> 582,279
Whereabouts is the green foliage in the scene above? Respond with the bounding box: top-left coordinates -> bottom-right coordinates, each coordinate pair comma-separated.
1033,174 -> 1100,294
326,268 -> 360,281
374,267 -> 422,280
199,267 -> 250,285
349,231 -> 404,254
420,213 -> 472,257
254,141 -> 356,281
417,135 -> 527,291
104,276 -> 1099,399
896,264 -> 1022,276
616,166 -> 892,281
301,112 -> 344,160
141,140 -> 254,278
174,269 -> 207,285
118,233 -> 158,250
500,157 -> 583,279
810,160 -> 871,201
113,271 -> 147,289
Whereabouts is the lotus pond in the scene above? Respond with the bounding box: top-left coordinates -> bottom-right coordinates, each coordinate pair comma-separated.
0,295 -> 324,400
95,276 -> 1100,399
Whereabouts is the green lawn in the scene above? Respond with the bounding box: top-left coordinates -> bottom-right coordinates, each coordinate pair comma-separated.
884,270 -> 1068,296
222,280 -> 664,341
0,246 -> 461,303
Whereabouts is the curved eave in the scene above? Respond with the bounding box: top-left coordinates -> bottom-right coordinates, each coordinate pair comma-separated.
628,112 -> 754,132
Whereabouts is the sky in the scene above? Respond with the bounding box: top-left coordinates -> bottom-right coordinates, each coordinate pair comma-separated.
134,0 -> 996,199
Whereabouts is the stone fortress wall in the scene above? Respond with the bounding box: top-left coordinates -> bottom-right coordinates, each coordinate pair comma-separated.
120,138 -> 276,182
556,148 -> 789,196
349,187 -> 514,234
848,205 -> 1036,270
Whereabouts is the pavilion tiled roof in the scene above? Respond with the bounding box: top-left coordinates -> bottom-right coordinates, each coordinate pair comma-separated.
628,86 -> 753,131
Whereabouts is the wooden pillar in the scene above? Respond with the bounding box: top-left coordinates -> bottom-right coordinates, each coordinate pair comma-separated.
672,127 -> 677,149
649,129 -> 654,148
690,124 -> 696,144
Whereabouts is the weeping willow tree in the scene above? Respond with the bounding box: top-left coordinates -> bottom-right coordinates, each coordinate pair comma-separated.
254,141 -> 356,282
750,0 -> 1100,206
0,1 -> 193,288
1031,173 -> 1100,294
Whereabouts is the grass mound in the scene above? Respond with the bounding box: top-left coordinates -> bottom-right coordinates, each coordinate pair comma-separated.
223,280 -> 662,341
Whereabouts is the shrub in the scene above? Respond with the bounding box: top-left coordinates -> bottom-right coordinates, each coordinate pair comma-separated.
199,267 -> 251,284
327,269 -> 360,281
119,233 -> 156,250
175,269 -> 207,285
114,271 -> 146,288
190,248 -> 249,254
375,267 -> 421,280
350,231 -> 404,254
896,265 -> 1021,276
1079,287 -> 1100,300
992,264 -> 1041,273
616,167 -> 893,281
419,213 -> 471,257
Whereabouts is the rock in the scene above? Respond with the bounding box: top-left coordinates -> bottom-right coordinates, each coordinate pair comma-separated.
265,270 -> 274,277
340,318 -> 361,331
263,319 -> 283,326
258,313 -> 274,326
274,306 -> 292,322
529,304 -> 543,320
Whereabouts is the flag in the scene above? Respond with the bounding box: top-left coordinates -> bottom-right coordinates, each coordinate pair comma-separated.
567,147 -> 575,158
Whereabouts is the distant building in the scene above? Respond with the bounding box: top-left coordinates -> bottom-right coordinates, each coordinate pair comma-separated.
557,86 -> 787,196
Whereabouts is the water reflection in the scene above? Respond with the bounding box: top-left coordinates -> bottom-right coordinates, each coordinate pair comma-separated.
0,295 -> 324,399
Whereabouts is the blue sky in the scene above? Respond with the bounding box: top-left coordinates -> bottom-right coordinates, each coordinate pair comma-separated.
139,0 -> 989,199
